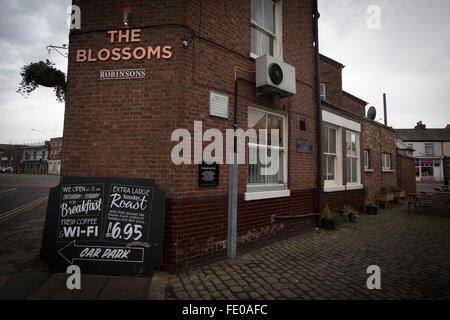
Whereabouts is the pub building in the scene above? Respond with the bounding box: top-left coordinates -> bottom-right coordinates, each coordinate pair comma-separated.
60,0 -> 399,271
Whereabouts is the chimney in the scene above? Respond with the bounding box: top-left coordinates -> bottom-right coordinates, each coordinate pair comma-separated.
446,124 -> 450,129
415,121 -> 426,130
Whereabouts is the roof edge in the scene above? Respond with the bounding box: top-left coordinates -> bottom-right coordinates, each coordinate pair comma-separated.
319,53 -> 345,69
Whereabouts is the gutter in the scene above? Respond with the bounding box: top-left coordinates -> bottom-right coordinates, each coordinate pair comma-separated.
313,0 -> 323,227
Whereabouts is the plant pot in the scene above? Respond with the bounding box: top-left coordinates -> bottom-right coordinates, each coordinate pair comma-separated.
376,193 -> 394,202
348,213 -> 356,223
366,205 -> 378,215
321,218 -> 335,230
34,70 -> 58,87
376,192 -> 394,208
393,191 -> 405,199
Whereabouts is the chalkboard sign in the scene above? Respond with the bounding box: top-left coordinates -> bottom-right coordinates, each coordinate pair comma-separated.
41,177 -> 165,276
198,162 -> 219,187
58,184 -> 104,242
296,139 -> 313,154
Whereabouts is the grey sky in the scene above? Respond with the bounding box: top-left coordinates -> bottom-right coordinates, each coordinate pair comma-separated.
0,0 -> 449,144
0,0 -> 70,144
319,0 -> 450,129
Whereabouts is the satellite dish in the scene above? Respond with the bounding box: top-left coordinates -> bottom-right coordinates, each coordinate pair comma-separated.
367,106 -> 377,120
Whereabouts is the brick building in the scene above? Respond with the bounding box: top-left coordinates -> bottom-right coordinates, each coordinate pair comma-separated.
319,54 -> 399,207
21,142 -> 50,174
63,0 -> 405,270
48,137 -> 63,175
0,144 -> 23,170
64,0 -> 322,270
396,122 -> 450,183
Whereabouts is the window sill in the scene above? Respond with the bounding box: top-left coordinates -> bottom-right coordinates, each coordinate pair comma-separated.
249,52 -> 258,60
364,169 -> 374,173
244,189 -> 290,201
346,184 -> 364,190
382,169 -> 395,173
324,185 -> 346,193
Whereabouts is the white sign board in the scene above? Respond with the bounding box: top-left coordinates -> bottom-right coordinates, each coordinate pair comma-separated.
209,91 -> 229,119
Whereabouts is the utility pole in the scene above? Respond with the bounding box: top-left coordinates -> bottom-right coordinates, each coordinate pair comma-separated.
383,93 -> 387,127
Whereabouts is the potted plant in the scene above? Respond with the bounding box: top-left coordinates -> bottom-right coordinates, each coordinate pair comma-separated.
366,203 -> 378,215
363,184 -> 372,214
17,59 -> 66,102
376,186 -> 394,208
391,185 -> 405,201
321,204 -> 335,230
343,206 -> 359,223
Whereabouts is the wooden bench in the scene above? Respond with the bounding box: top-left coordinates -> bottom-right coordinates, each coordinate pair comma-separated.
407,193 -> 426,211
408,192 -> 450,212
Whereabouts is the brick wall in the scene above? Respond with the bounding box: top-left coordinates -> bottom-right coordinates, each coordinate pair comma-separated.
319,57 -> 343,107
319,53 -> 398,207
165,188 -> 318,270
342,94 -> 366,117
65,0 -> 319,270
361,120 -> 397,204
321,102 -> 397,208
322,189 -> 364,215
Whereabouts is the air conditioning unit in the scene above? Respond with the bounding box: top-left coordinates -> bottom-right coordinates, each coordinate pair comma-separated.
255,55 -> 296,99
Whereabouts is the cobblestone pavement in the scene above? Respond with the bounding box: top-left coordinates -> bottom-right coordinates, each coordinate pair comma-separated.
0,198 -> 449,300
165,207 -> 450,300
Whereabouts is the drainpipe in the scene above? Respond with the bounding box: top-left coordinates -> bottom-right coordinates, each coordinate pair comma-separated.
313,0 -> 323,226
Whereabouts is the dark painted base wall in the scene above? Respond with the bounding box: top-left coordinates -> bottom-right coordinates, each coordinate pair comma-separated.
163,189 -> 319,271
322,189 -> 364,215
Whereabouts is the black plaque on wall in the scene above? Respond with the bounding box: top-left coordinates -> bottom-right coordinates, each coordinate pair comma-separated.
296,139 -> 313,154
41,176 -> 165,276
198,162 -> 219,187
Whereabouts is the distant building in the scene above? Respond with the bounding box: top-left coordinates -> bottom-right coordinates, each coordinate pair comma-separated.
48,137 -> 63,175
0,144 -> 23,169
21,142 -> 50,174
396,122 -> 450,183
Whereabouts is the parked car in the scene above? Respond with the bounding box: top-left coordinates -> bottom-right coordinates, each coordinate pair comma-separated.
0,167 -> 4,173
3,167 -> 20,174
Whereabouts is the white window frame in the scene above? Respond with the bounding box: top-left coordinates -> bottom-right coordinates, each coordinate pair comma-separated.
364,150 -> 369,170
250,0 -> 283,60
324,124 -> 343,191
320,83 -> 326,99
364,150 -> 374,172
425,143 -> 434,156
322,111 -> 361,192
346,131 -> 361,185
382,153 -> 393,171
245,105 -> 289,201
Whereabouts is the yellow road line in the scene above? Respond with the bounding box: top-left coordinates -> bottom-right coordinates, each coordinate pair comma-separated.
0,195 -> 49,222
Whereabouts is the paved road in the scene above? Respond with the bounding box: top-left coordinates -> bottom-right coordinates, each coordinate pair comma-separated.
0,174 -> 59,220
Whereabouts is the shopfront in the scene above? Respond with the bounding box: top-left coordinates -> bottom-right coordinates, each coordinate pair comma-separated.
415,158 -> 443,182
